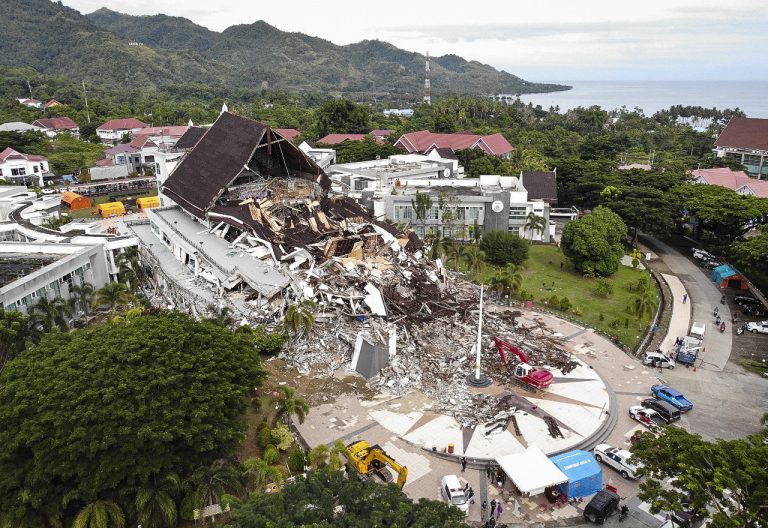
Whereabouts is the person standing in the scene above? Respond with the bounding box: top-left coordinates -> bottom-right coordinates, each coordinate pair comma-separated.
490,499 -> 497,519
486,464 -> 492,480
481,500 -> 488,521
461,456 -> 467,472
496,501 -> 503,520
682,293 -> 688,304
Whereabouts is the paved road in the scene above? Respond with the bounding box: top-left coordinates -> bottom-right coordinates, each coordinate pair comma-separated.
641,236 -> 732,371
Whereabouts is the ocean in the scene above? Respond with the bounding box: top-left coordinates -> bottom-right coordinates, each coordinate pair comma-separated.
515,80 -> 768,118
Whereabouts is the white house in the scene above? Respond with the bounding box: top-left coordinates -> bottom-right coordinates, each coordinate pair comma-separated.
298,141 -> 336,170
96,118 -> 149,144
0,148 -> 50,187
16,98 -> 44,109
32,117 -> 80,138
0,122 -> 46,133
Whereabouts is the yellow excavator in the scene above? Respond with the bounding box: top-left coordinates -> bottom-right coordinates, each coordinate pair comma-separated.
345,440 -> 408,490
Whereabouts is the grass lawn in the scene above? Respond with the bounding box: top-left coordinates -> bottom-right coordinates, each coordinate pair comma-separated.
477,245 -> 657,349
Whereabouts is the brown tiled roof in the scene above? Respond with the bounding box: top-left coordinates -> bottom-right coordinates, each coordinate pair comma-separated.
174,126 -> 208,150
715,117 -> 768,151
162,112 -> 329,218
97,118 -> 148,131
521,171 -> 558,204
32,117 -> 79,130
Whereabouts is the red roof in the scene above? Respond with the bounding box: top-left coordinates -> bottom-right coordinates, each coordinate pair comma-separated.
95,158 -> 114,167
318,133 -> 374,145
370,129 -> 394,137
32,117 -> 79,130
275,128 -> 301,141
715,118 -> 768,151
129,134 -> 158,149
692,167 -> 768,198
140,125 -> 190,137
395,130 -> 514,156
0,147 -> 48,163
45,99 -> 64,107
97,118 -> 149,131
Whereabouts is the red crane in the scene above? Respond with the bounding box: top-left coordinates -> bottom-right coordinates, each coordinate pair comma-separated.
493,337 -> 553,390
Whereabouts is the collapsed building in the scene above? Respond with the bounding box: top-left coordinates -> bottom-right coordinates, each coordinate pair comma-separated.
132,112 -> 579,428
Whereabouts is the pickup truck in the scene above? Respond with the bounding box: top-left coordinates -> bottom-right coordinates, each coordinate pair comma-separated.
689,322 -> 705,340
675,336 -> 702,366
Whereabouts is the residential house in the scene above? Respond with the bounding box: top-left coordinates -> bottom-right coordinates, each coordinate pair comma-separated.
32,117 -> 80,138
692,167 -> 768,198
275,128 -> 301,142
520,170 -> 558,205
0,122 -> 45,133
105,144 -> 139,166
298,141 -> 336,170
96,118 -> 149,144
17,98 -> 44,109
45,100 -> 64,108
394,130 -> 514,158
318,133 -> 383,145
713,117 -> 768,178
138,125 -> 190,148
370,129 -> 394,141
383,109 -> 414,117
0,147 -> 50,187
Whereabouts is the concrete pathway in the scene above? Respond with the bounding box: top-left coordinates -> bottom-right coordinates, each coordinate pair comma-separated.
641,236 -> 732,371
658,273 -> 691,355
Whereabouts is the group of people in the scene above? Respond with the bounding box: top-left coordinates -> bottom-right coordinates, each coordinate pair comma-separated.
481,499 -> 503,523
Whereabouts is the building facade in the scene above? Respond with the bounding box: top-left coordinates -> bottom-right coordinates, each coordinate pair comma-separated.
0,148 -> 50,187
713,117 -> 768,178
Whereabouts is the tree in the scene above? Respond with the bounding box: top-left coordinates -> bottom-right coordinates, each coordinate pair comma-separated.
283,300 -> 316,340
28,296 -> 71,332
308,444 -> 329,469
73,501 -> 125,528
632,427 -> 768,528
0,312 -> 265,523
313,100 -> 369,138
135,473 -> 181,528
69,282 -> 95,318
273,385 -> 310,425
732,226 -> 768,276
228,469 -> 466,527
187,459 -> 242,511
524,211 -> 547,243
561,206 -> 628,276
0,310 -> 33,373
462,245 -> 486,276
444,241 -> 465,269
479,230 -> 529,266
631,290 -> 657,320
411,190 -> 433,234
242,451 -> 285,491
94,281 -> 136,313
489,264 -> 523,304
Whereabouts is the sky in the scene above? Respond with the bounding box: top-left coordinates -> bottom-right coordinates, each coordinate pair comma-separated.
61,0 -> 768,81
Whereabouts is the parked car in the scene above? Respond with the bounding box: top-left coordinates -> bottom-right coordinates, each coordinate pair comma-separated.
641,398 -> 682,424
593,444 -> 643,479
691,249 -> 713,261
742,304 -> 768,318
689,322 -> 705,340
651,385 -> 694,412
439,475 -> 469,515
701,260 -> 723,270
734,295 -> 760,306
629,406 -> 663,429
643,351 -> 675,369
745,321 -> 768,335
583,489 -> 621,524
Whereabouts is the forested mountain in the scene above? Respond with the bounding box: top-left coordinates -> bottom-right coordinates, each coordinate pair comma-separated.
0,0 -> 568,97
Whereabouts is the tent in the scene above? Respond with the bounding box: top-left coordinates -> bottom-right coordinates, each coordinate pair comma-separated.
496,445 -> 568,496
550,450 -> 603,498
136,196 -> 160,210
710,264 -> 748,290
96,201 -> 126,218
60,191 -> 91,211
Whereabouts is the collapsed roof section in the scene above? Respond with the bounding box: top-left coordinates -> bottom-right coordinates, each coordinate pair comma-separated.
163,112 -> 330,219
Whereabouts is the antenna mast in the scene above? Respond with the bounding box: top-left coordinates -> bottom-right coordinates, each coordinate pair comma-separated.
423,51 -> 431,105
82,80 -> 91,124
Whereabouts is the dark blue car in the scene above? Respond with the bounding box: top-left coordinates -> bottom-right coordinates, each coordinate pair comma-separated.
651,385 -> 693,412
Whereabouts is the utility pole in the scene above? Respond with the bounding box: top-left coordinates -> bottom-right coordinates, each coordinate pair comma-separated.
467,284 -> 491,387
82,80 -> 91,124
26,79 -> 33,98
423,52 -> 431,105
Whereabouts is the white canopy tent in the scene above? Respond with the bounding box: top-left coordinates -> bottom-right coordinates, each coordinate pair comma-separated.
496,445 -> 569,496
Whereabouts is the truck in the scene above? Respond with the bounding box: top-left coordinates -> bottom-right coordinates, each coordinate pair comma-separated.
345,440 -> 408,490
689,322 -> 705,340
493,337 -> 554,390
675,335 -> 702,366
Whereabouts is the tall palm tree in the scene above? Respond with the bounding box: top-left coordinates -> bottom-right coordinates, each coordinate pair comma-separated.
273,385 -> 310,425
187,460 -> 242,511
73,500 -> 124,528
94,282 -> 135,313
632,291 -> 657,320
135,473 -> 180,528
524,212 -> 547,243
283,300 -> 316,340
444,241 -> 464,270
327,440 -> 347,472
242,448 -> 286,491
29,296 -> 71,332
462,245 -> 486,276
308,444 -> 329,469
115,248 -> 144,290
489,264 -> 524,304
69,282 -> 95,318
411,190 -> 433,234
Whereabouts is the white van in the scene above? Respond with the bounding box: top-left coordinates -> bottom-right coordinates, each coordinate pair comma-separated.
689,322 -> 705,340
440,475 -> 469,515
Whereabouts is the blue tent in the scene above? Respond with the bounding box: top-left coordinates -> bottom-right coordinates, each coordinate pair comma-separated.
550,450 -> 602,498
710,264 -> 748,290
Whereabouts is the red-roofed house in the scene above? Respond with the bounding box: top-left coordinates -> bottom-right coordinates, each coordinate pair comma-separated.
394,130 -> 514,158
32,117 -> 80,138
0,147 -> 50,186
713,117 -> 768,178
370,129 -> 394,140
275,128 -> 301,142
318,133 -> 383,145
139,125 -> 190,147
45,100 -> 64,108
17,98 -> 44,109
692,167 -> 768,198
96,118 -> 149,144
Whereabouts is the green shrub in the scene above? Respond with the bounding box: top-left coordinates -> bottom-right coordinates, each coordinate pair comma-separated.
572,306 -> 583,316
594,277 -> 614,297
609,317 -> 622,329
549,295 -> 560,307
271,424 -> 294,451
479,230 -> 529,266
559,297 -> 571,311
257,420 -> 273,449
599,313 -> 605,321
288,449 -> 308,473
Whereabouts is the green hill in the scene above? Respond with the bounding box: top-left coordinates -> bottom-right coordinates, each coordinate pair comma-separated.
0,0 -> 569,97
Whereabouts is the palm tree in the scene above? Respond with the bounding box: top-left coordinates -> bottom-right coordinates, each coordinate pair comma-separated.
273,385 -> 310,425
73,500 -> 124,528
115,248 -> 144,290
187,460 -> 242,511
524,212 -> 547,243
462,245 -> 486,276
242,448 -> 286,491
489,264 -> 523,304
631,291 -> 657,320
327,440 -> 347,472
135,473 -> 180,528
444,241 -> 464,270
69,282 -> 95,318
94,282 -> 135,313
308,444 -> 329,469
29,296 -> 71,332
283,300 -> 316,339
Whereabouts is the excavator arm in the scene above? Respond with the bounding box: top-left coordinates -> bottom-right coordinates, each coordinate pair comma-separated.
493,336 -> 531,364
367,449 -> 408,490
345,441 -> 408,490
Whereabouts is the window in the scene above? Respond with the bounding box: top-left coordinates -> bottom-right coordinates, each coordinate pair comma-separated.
144,155 -> 155,163
469,207 -> 482,221
508,226 -> 520,235
11,168 -> 19,176
415,225 -> 426,238
0,168 -> 3,176
428,206 -> 439,220
354,180 -> 368,191
394,205 -> 413,221
743,154 -> 762,166
116,155 -> 126,164
508,207 -> 527,219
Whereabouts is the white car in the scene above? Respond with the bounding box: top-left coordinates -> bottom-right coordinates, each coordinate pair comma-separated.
440,475 -> 470,515
628,406 -> 662,430
593,444 -> 643,479
642,352 -> 675,369
746,321 -> 768,335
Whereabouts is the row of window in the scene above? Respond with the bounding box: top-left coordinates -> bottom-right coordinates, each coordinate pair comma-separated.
5,265 -> 89,311
393,205 -> 482,222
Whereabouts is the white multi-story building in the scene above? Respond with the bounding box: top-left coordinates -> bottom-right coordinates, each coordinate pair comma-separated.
0,148 -> 50,187
96,118 -> 149,145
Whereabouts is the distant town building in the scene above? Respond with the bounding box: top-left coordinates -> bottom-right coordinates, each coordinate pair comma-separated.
45,99 -> 64,108
0,122 -> 45,133
370,129 -> 394,141
298,142 -> 336,170
16,98 -> 44,109
96,118 -> 150,145
713,117 -> 768,178
692,167 -> 768,198
383,109 -> 414,118
32,117 -> 80,138
394,130 -> 514,158
0,147 -> 50,187
317,133 -> 384,145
